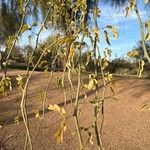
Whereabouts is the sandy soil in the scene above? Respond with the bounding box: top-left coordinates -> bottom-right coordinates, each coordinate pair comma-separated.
0,70 -> 150,150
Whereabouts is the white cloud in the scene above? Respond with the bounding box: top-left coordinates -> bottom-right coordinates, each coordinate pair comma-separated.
99,5 -> 149,27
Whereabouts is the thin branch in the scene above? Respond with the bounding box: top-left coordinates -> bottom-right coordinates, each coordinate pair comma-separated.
73,35 -> 85,150
135,7 -> 150,63
20,38 -> 62,150
92,0 -> 104,149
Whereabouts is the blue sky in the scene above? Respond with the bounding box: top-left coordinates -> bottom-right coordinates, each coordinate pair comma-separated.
98,1 -> 149,58
19,1 -> 149,59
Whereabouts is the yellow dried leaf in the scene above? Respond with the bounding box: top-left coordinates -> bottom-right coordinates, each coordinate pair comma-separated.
48,104 -> 66,115
106,26 -> 119,39
61,108 -> 66,115
16,75 -> 24,90
89,133 -> 94,145
145,33 -> 150,41
65,37 -> 73,43
48,105 -> 56,111
87,74 -> 98,90
16,75 -> 23,81
54,128 -> 63,144
102,59 -> 109,69
54,123 -> 66,144
35,112 -> 40,118
21,24 -> 29,33
93,7 -> 101,17
130,0 -> 136,9
145,20 -> 150,41
112,27 -> 119,38
87,79 -> 94,90
145,20 -> 150,40
54,104 -> 61,112
14,116 -> 19,125
104,73 -> 113,81
127,50 -> 139,57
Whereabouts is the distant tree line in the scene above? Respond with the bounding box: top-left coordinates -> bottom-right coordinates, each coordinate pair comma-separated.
0,37 -> 149,76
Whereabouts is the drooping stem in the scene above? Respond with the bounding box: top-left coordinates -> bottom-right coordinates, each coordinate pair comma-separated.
20,39 -> 61,150
32,49 -> 61,139
97,50 -> 106,136
93,0 -> 104,149
73,35 -> 85,150
135,7 -> 150,63
93,39 -> 102,149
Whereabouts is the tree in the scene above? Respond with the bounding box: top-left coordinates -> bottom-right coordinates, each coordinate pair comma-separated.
0,0 -> 147,45
23,45 -> 34,63
32,0 -> 132,33
1,1 -> 150,150
0,0 -> 22,45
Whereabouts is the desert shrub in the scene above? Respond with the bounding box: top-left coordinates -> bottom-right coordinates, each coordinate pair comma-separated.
109,58 -> 137,74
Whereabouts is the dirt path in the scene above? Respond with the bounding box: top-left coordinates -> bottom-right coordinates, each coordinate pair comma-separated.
0,70 -> 150,150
